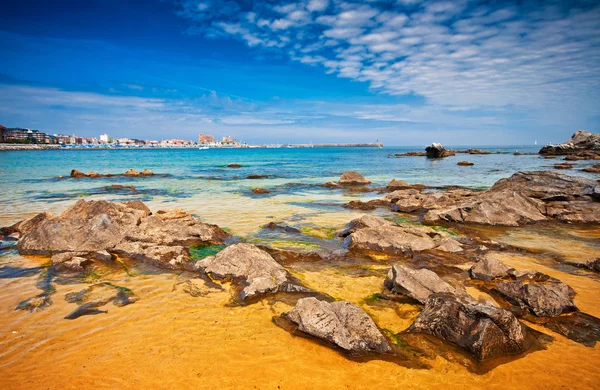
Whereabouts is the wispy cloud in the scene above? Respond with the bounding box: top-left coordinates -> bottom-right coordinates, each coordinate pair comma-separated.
175,0 -> 600,112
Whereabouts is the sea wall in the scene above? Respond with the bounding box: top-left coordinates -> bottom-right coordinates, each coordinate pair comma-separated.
0,143 -> 62,151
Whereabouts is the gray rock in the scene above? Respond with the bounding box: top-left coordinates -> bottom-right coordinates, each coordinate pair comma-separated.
112,242 -> 193,270
409,293 -> 526,360
492,280 -> 577,317
384,265 -> 455,303
196,243 -> 308,301
434,237 -> 464,253
285,297 -> 392,354
470,256 -> 513,280
346,225 -> 436,255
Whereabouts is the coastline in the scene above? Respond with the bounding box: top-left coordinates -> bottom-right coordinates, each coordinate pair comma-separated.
0,142 -> 384,151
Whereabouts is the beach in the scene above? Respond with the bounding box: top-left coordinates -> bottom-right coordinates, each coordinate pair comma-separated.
0,146 -> 599,389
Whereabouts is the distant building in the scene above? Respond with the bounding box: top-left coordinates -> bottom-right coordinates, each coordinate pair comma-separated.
0,124 -> 6,142
99,134 -> 109,143
222,135 -> 234,144
198,133 -> 214,144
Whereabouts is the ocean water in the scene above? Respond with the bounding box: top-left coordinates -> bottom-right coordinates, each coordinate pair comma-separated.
0,145 -> 597,234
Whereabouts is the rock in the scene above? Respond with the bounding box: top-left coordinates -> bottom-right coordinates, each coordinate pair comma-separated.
457,161 -> 474,166
582,163 -> 600,173
409,293 -> 526,360
252,187 -> 270,194
2,212 -> 54,235
492,280 -> 577,317
346,224 -> 436,255
586,258 -> 600,272
263,222 -> 301,233
125,209 -> 228,246
434,237 -> 463,252
140,169 -> 154,176
70,169 -> 86,178
343,200 -> 384,211
322,181 -> 341,188
554,163 -> 573,170
387,179 -> 411,191
195,243 -> 308,301
383,265 -> 455,303
470,256 -> 513,280
539,130 -> 600,156
54,256 -> 91,272
176,278 -> 220,297
425,143 -> 455,158
395,151 -> 427,157
284,297 -> 392,354
16,200 -> 228,271
247,174 -> 268,179
87,171 -> 101,178
123,168 -> 140,176
227,163 -> 242,168
18,200 -> 150,255
339,215 -> 394,237
423,171 -> 600,225
460,149 -> 491,155
107,184 -> 139,194
339,171 -> 371,185
113,242 -> 193,270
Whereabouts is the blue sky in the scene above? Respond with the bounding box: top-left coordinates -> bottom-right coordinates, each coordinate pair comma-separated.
0,0 -> 598,145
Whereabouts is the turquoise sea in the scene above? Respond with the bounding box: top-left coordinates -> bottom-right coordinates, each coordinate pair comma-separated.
1,146 -> 597,236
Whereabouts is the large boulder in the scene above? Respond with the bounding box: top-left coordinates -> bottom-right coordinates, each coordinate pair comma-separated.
1,212 -> 54,236
195,243 -> 308,301
383,265 -> 455,303
409,293 -> 526,360
492,280 -> 577,317
17,200 -> 150,254
15,200 -> 228,271
539,130 -> 600,156
425,143 -> 455,158
386,179 -> 411,191
345,225 -> 436,255
339,171 -> 371,185
284,297 -> 392,355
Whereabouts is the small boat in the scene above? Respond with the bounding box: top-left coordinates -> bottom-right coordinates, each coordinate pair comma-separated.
198,146 -> 210,150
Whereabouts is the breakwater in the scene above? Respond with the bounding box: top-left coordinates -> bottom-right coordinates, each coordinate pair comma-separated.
0,143 -> 62,151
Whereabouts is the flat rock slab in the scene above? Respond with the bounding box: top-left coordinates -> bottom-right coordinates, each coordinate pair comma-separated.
492,280 -> 577,317
284,297 -> 392,355
384,264 -> 456,303
346,225 -> 436,255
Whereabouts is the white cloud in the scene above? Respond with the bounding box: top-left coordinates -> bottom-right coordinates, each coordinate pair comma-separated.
307,0 -> 329,13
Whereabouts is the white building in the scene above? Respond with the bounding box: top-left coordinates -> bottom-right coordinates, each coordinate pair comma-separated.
99,134 -> 109,143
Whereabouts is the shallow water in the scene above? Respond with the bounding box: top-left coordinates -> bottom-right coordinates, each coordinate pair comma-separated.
1,148 -> 599,389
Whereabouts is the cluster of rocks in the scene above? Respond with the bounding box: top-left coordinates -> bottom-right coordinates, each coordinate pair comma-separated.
381,171 -> 600,225
69,168 -> 154,178
539,130 -> 600,160
323,170 -> 372,188
9,200 -> 227,271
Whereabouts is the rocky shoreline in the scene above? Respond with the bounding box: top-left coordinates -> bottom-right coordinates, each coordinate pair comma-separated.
2,161 -> 599,372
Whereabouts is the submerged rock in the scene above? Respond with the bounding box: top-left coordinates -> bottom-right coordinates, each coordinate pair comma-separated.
252,187 -> 270,194
322,181 -> 341,188
339,171 -> 371,185
409,293 -> 526,360
457,161 -> 474,166
284,297 -> 392,355
554,163 -> 574,170
227,163 -> 242,168
582,163 -> 600,173
195,243 -> 309,301
247,174 -> 268,179
383,265 -> 455,303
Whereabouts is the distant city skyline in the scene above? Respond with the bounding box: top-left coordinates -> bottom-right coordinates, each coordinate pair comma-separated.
1,0 -> 599,145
